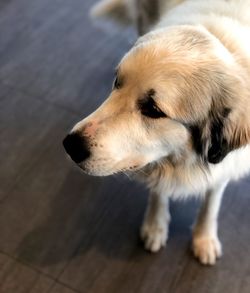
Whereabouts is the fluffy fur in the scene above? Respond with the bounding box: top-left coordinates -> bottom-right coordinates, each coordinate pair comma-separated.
65,0 -> 250,265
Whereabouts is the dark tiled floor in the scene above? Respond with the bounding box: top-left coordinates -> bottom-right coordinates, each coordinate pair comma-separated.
0,0 -> 250,292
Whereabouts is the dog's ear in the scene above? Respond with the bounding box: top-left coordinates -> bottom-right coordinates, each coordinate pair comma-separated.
191,89 -> 250,164
219,110 -> 250,162
206,107 -> 233,164
190,107 -> 231,164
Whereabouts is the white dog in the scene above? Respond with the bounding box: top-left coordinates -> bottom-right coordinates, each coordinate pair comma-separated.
63,0 -> 250,265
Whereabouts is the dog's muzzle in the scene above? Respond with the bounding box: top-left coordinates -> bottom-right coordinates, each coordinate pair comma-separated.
63,132 -> 91,164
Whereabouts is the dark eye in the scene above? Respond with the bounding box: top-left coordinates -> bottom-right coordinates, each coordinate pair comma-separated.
138,97 -> 167,119
113,76 -> 122,89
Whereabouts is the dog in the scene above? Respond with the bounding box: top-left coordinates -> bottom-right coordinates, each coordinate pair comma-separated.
63,0 -> 250,265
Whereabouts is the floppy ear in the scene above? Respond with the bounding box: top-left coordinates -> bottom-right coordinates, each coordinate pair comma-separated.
219,110 -> 250,162
191,95 -> 250,164
190,107 -> 231,164
206,107 -> 232,164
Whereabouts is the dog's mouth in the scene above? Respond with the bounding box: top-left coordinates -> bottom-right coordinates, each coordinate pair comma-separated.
77,158 -> 143,177
63,132 -> 159,176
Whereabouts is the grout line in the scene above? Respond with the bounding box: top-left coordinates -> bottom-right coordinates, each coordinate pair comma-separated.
47,281 -> 82,293
0,140 -> 51,204
0,79 -> 80,204
0,250 -> 82,293
0,250 -> 58,280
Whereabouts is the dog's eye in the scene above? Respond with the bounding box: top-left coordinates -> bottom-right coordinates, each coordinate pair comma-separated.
138,97 -> 167,119
113,76 -> 122,90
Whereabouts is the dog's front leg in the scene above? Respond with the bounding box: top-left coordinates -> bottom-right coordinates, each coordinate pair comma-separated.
141,190 -> 170,252
192,181 -> 228,265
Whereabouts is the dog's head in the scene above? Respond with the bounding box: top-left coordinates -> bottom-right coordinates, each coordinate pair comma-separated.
63,25 -> 250,176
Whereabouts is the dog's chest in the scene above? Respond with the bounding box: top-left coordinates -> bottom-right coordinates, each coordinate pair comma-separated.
138,161 -> 210,198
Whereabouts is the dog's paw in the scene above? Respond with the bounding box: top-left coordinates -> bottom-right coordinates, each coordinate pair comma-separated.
141,222 -> 167,253
192,234 -> 222,265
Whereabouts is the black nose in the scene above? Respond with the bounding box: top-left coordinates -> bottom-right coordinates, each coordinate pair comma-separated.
63,132 -> 91,163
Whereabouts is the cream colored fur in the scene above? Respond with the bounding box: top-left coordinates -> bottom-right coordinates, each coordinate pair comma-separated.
68,0 -> 250,265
